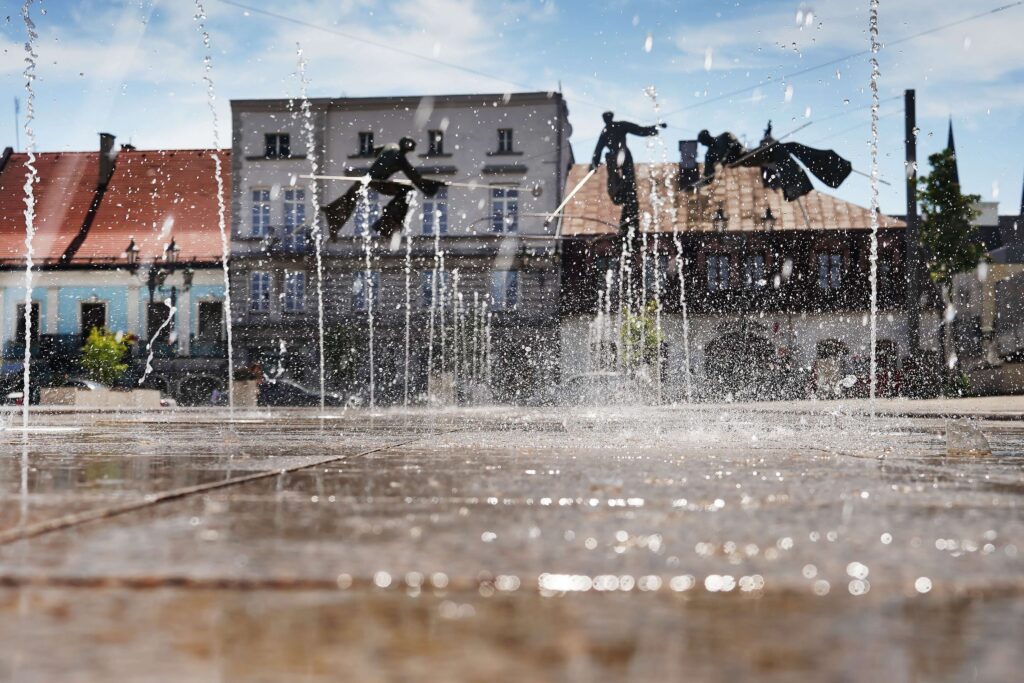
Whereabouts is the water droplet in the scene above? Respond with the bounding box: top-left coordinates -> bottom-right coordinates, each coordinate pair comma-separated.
784,83 -> 794,102
644,32 -> 653,53
703,46 -> 713,71
915,577 -> 932,593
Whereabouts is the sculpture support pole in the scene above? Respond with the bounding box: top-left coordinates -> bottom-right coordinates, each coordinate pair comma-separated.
904,88 -> 920,357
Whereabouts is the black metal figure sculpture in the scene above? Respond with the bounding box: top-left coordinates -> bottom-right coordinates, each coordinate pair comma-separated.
697,125 -> 852,201
323,137 -> 446,240
590,112 -> 667,238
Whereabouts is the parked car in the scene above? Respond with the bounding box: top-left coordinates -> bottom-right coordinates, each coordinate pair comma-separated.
258,379 -> 344,407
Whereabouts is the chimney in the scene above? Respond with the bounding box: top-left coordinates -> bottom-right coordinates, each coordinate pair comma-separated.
678,140 -> 699,191
98,132 -> 116,186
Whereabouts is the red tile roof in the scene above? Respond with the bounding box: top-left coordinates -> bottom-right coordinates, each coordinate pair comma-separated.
0,151 -> 97,261
76,149 -> 230,264
559,163 -> 905,237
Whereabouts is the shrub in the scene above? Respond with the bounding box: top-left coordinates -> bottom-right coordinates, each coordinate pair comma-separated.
80,328 -> 129,386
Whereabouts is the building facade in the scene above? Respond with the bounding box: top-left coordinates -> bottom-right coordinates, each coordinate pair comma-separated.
557,156 -> 912,400
229,92 -> 573,403
0,139 -> 230,404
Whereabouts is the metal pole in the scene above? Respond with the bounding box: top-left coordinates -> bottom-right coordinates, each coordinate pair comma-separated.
904,89 -> 920,356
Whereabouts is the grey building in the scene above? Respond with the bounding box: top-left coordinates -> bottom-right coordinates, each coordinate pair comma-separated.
229,92 -> 573,403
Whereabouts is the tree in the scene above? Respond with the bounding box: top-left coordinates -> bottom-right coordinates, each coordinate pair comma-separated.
918,148 -> 984,287
80,328 -> 129,386
917,148 -> 984,395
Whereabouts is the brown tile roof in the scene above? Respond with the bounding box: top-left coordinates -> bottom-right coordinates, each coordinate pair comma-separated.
0,151 -> 97,261
76,149 -> 230,264
559,163 -> 905,237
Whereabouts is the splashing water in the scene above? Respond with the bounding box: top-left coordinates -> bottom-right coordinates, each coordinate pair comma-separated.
194,0 -> 235,410
358,185 -> 376,408
868,0 -> 881,414
19,0 -> 38,429
403,195 -> 419,406
138,299 -> 176,386
296,44 -> 327,412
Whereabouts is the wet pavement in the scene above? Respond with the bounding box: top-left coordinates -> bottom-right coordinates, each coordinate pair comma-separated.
0,403 -> 1022,682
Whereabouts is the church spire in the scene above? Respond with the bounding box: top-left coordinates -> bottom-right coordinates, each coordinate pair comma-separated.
946,117 -> 960,186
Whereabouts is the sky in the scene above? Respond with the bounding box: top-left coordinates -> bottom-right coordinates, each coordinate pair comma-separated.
1,0 -> 1022,216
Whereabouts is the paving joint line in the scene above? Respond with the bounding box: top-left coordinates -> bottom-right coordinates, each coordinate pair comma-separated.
0,427 -> 462,546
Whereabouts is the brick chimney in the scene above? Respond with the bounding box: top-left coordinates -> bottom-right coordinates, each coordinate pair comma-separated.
99,132 -> 116,187
678,140 -> 699,191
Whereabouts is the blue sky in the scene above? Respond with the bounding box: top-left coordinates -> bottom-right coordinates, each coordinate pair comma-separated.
2,0 -> 1022,215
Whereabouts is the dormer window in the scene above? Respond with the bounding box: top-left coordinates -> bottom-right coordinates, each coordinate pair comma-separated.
497,128 -> 514,153
358,131 -> 374,156
427,130 -> 444,155
264,133 -> 290,159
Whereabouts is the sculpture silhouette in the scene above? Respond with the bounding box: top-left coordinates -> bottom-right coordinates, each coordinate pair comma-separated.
590,112 -> 666,239
697,127 -> 852,201
323,137 -> 446,240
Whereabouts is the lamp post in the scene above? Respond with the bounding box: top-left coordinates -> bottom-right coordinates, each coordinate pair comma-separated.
712,205 -> 729,232
127,238 -> 192,353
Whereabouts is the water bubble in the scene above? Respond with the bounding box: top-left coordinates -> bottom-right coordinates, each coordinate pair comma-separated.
373,571 -> 392,588
804,106 -> 812,118
880,532 -> 893,545
915,577 -> 932,594
813,579 -> 830,595
703,47 -> 713,71
644,32 -> 653,53
784,84 -> 794,102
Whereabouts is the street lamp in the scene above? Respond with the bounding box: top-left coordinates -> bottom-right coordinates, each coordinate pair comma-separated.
761,206 -> 777,231
712,204 -> 729,232
125,238 -> 140,273
164,238 -> 179,266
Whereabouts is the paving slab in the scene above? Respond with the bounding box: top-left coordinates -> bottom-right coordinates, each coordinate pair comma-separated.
0,402 -> 1021,681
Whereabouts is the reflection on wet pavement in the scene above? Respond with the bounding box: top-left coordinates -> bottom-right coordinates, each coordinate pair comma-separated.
0,406 -> 1021,681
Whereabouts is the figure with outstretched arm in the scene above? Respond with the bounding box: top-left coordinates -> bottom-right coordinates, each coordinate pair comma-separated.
323,136 -> 445,240
590,111 -> 666,238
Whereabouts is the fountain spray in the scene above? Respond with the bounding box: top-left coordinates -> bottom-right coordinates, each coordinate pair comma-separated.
19,0 -> 38,430
194,0 -> 235,411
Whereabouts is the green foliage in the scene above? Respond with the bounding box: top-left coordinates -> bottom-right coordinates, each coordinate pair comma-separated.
918,148 -> 985,286
619,300 -> 662,369
80,328 -> 128,386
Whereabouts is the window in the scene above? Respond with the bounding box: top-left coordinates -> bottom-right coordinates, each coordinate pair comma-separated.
706,254 -> 731,291
284,271 -> 306,313
491,187 -> 519,233
352,271 -> 380,312
15,302 -> 40,344
817,253 -> 843,290
420,270 -> 450,307
250,271 -> 271,312
422,187 -> 448,235
81,302 -> 107,339
427,130 -> 444,155
743,254 -> 766,289
282,189 -> 306,250
490,271 -> 519,311
354,189 -> 381,231
264,133 -> 290,159
497,128 -> 514,153
197,301 -> 223,341
251,189 -> 271,237
146,301 -> 172,344
358,131 -> 374,156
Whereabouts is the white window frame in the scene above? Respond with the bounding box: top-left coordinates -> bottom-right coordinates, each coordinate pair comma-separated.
497,128 -> 514,153
817,253 -> 843,290
490,270 -> 519,311
283,271 -> 306,313
250,271 -> 272,313
354,189 -> 381,232
490,186 -> 519,233
282,189 -> 306,250
358,131 -> 374,156
265,133 -> 290,159
707,254 -> 731,292
743,254 -> 766,289
422,187 -> 448,235
251,188 -> 272,238
352,271 -> 380,312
